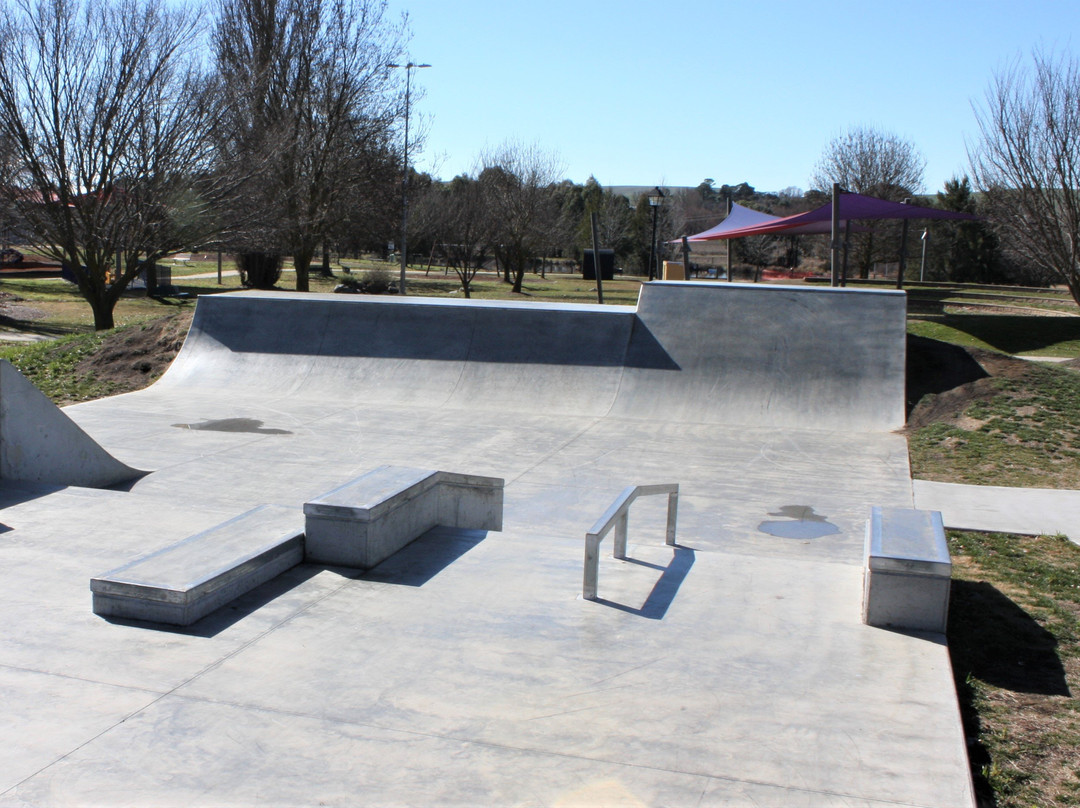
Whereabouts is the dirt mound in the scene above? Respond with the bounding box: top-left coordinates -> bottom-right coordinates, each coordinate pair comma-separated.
905,335 -> 1041,430
0,291 -> 48,324
75,311 -> 192,393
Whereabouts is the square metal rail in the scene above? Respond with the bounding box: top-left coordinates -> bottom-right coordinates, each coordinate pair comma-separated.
583,483 -> 679,600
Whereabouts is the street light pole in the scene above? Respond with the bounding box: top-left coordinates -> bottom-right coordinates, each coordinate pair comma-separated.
387,61 -> 430,295
647,187 -> 665,281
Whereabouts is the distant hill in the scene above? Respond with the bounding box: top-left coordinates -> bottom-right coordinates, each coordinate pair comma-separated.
607,186 -> 690,200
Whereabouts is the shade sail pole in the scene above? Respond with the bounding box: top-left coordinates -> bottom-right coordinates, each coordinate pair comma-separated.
896,198 -> 911,290
726,195 -> 733,281
830,184 -> 840,287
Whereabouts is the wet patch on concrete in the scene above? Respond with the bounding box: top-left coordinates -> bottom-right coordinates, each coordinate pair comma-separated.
758,505 -> 841,539
172,418 -> 292,435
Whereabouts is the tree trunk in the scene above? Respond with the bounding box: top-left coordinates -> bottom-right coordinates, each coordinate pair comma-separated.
859,232 -> 875,280
319,244 -> 332,277
89,293 -> 115,330
294,245 -> 316,292
511,257 -> 525,293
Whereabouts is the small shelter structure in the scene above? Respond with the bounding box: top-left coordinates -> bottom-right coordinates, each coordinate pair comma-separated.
683,191 -> 979,286
683,203 -> 783,241
686,193 -> 976,242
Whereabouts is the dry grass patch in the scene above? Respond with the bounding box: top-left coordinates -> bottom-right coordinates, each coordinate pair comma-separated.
948,531 -> 1080,807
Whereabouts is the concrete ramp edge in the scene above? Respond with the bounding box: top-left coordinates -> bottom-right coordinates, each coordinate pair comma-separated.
155,282 -> 908,431
0,359 -> 144,488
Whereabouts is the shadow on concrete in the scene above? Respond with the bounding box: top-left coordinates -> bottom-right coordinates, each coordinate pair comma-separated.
100,564 -> 325,638
209,303 -> 680,370
361,527 -> 489,587
98,528 -> 489,637
594,546 -> 695,620
102,528 -> 491,636
0,480 -> 67,509
624,319 -> 680,370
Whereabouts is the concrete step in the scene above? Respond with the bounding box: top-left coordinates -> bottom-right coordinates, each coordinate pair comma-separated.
304,466 -> 503,569
91,505 -> 304,626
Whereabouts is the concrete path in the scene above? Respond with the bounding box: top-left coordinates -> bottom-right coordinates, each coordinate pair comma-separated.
0,329 -> 55,343
0,283 -> 974,807
914,478 -> 1080,542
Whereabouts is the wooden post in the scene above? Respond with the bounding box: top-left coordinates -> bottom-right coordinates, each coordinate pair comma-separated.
217,250 -> 222,285
590,212 -> 604,304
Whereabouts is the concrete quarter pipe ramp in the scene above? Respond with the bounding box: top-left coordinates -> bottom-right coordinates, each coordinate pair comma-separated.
156,282 -> 907,430
0,282 -> 975,807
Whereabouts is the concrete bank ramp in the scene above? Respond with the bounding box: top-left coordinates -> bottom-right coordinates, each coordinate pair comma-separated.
159,282 -> 907,431
0,360 -> 143,488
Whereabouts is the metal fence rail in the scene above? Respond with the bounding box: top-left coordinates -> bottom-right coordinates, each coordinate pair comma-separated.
583,483 -> 679,600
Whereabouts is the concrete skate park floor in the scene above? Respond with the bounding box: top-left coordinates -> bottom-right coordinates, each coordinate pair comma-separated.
0,285 -> 973,807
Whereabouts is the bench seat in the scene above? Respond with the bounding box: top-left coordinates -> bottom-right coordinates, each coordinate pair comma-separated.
304,466 -> 503,569
862,506 -> 951,633
91,505 -> 304,626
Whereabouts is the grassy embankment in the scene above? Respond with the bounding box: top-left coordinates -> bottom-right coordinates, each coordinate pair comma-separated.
909,290 -> 1080,806
2,269 -> 1080,804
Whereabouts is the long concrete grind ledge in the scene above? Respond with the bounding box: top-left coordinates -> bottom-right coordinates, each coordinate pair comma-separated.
0,282 -> 978,807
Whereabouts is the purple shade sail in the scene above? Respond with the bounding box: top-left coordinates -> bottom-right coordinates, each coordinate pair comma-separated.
687,192 -> 978,241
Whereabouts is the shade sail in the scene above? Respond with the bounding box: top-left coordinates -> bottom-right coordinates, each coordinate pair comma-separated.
687,192 -> 978,241
683,203 -> 781,240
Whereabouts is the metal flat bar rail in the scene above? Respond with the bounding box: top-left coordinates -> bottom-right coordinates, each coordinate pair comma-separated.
583,483 -> 679,600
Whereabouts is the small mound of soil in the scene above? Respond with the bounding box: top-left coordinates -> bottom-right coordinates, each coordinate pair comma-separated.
905,335 -> 1041,430
75,312 -> 192,393
0,291 -> 47,324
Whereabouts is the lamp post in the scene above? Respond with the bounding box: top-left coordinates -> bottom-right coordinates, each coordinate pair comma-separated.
387,61 -> 430,295
919,227 -> 929,282
647,186 -> 665,281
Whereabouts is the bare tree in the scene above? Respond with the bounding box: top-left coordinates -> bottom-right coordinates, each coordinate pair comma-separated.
733,234 -> 777,281
213,0 -> 406,292
811,126 -> 926,199
480,142 -> 562,294
412,174 -> 489,297
442,176 -> 489,297
970,50 -> 1080,303
811,126 -> 926,279
0,0 -> 227,329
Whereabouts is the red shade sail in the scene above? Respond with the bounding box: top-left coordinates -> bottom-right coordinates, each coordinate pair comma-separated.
686,192 -> 978,242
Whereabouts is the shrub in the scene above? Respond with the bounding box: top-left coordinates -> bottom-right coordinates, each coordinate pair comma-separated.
236,252 -> 283,289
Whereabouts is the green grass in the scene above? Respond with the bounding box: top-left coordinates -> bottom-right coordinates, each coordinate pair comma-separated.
1,276 -> 199,332
908,360 -> 1080,489
1,266 -> 643,337
947,530 -> 1080,807
909,314 -> 1080,357
0,330 -> 117,401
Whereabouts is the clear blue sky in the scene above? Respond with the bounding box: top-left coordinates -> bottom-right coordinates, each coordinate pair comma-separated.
385,0 -> 1076,194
